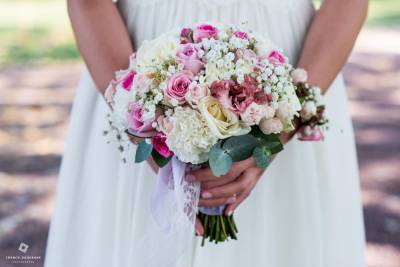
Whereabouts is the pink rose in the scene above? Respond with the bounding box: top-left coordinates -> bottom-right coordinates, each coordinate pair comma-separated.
127,102 -> 156,137
268,50 -> 286,65
297,126 -> 324,141
185,81 -> 209,106
193,24 -> 219,43
233,31 -> 249,40
121,70 -> 135,91
152,133 -> 173,158
166,70 -> 194,105
176,44 -> 204,74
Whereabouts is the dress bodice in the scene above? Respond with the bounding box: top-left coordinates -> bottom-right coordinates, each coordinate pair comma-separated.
116,0 -> 315,64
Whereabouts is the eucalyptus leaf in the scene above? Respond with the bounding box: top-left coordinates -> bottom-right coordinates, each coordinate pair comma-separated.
222,134 -> 258,162
209,144 -> 233,176
253,147 -> 272,169
135,139 -> 153,163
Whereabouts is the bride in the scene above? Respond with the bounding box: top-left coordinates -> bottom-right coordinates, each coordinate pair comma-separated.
45,0 -> 368,266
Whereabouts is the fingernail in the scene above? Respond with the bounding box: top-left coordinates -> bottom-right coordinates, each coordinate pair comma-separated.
201,192 -> 212,199
185,174 -> 196,182
226,197 -> 237,204
226,209 -> 233,216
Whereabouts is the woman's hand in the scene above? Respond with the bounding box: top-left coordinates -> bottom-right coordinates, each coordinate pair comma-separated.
187,157 -> 264,216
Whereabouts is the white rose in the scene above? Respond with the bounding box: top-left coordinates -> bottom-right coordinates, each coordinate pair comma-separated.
240,102 -> 267,126
259,117 -> 283,135
291,68 -> 308,84
136,35 -> 179,70
301,101 -> 317,120
199,96 -> 250,139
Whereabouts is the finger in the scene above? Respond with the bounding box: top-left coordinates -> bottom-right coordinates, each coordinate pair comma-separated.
201,176 -> 236,190
200,175 -> 249,199
129,136 -> 142,144
195,216 -> 204,236
187,167 -> 218,183
225,191 -> 250,216
198,195 -> 237,207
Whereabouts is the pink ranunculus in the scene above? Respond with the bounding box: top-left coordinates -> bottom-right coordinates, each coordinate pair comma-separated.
185,81 -> 209,106
166,70 -> 194,105
240,102 -> 266,126
297,126 -> 324,141
127,102 -> 156,137
152,133 -> 174,158
268,50 -> 286,65
233,31 -> 249,40
210,80 -> 234,110
121,70 -> 135,91
193,24 -> 219,43
176,43 -> 204,74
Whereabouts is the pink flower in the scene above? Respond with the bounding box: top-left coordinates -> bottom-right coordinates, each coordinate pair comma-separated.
180,27 -> 193,44
242,49 -> 257,61
127,102 -> 156,137
268,50 -> 286,65
185,81 -> 209,106
165,70 -> 194,105
240,102 -> 267,126
176,44 -> 204,74
193,24 -> 219,43
210,80 -> 234,110
121,70 -> 135,91
152,133 -> 173,158
297,126 -> 324,141
233,31 -> 249,40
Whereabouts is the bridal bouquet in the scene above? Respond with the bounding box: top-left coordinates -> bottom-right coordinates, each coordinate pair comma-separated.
104,22 -> 327,246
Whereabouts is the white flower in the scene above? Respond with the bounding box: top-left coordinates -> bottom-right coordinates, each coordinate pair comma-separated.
276,100 -> 296,122
166,107 -> 218,164
301,101 -> 317,120
291,68 -> 308,84
240,102 -> 267,126
254,34 -> 276,57
135,35 -> 179,71
259,117 -> 283,135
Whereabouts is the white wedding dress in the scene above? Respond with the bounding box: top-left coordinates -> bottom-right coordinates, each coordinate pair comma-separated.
44,0 -> 366,266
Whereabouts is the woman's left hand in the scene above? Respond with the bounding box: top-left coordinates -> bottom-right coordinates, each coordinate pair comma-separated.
187,157 -> 265,216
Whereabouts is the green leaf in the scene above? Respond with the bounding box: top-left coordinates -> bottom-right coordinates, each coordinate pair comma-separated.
151,150 -> 172,168
251,127 -> 284,154
222,134 -> 258,162
253,147 -> 272,169
209,143 -> 233,176
135,139 -> 153,163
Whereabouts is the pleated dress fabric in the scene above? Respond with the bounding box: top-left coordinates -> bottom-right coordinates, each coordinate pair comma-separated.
44,0 -> 366,266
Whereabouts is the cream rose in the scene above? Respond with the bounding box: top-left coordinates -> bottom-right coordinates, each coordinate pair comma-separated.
135,35 -> 179,70
259,117 -> 283,135
199,96 -> 251,139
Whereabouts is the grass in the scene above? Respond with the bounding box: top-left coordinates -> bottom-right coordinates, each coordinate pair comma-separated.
0,0 -> 399,64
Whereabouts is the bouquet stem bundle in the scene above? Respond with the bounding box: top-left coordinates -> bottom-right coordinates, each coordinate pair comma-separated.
199,212 -> 238,246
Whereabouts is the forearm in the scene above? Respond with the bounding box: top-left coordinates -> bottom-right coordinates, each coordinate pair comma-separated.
297,0 -> 368,93
68,0 -> 133,93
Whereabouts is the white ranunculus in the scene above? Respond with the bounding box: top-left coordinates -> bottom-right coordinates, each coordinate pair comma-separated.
166,107 -> 218,164
199,96 -> 251,139
301,101 -> 317,120
135,35 -> 179,70
259,117 -> 283,135
253,34 -> 276,57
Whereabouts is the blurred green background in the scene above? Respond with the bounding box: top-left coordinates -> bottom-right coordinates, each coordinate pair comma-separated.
0,0 -> 400,64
